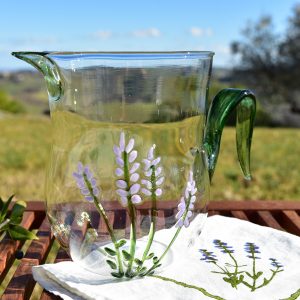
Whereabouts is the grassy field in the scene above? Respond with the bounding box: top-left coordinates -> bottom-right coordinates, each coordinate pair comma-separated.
0,114 -> 299,202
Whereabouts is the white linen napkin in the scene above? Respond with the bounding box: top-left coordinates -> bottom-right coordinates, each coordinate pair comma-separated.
33,215 -> 300,300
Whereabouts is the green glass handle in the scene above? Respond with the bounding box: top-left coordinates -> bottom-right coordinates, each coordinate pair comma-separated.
11,52 -> 62,102
204,88 -> 256,181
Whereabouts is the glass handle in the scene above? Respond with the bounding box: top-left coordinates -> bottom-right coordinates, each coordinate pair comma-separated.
204,88 -> 256,181
12,52 -> 63,102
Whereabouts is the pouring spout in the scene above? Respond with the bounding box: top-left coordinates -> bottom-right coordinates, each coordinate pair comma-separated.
12,51 -> 63,101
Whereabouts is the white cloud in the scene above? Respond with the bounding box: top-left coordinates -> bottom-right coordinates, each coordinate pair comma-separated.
190,27 -> 213,37
92,31 -> 113,39
132,28 -> 161,38
190,27 -> 204,37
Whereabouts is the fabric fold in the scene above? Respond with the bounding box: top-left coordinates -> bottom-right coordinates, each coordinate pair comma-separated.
33,216 -> 300,300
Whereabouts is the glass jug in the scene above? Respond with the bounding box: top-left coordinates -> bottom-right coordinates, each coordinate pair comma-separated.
12,51 -> 256,278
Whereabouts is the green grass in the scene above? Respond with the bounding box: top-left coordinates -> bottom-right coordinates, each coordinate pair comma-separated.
0,115 -> 51,200
0,115 -> 299,201
212,127 -> 300,200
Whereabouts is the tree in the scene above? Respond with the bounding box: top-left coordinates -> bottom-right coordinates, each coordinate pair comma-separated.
231,5 -> 300,113
278,5 -> 300,112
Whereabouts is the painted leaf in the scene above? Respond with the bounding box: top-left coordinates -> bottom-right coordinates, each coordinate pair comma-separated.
104,247 -> 117,256
106,259 -> 117,270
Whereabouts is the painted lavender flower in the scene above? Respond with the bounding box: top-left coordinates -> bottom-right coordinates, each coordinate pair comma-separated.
114,132 -> 141,206
141,144 -> 164,197
73,162 -> 100,202
175,170 -> 197,228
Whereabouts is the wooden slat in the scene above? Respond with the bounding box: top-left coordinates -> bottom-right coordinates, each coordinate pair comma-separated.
230,210 -> 249,221
23,200 -> 300,212
156,210 -> 165,230
255,211 -> 284,231
112,210 -> 126,230
164,209 -> 176,228
40,290 -> 62,300
125,210 -> 142,236
208,210 -> 220,217
2,201 -> 299,300
99,211 -> 115,235
18,201 -> 45,212
279,210 -> 300,236
208,201 -> 300,211
139,209 -> 150,233
0,212 -> 35,282
136,210 -> 142,236
2,217 -> 54,300
55,248 -> 71,263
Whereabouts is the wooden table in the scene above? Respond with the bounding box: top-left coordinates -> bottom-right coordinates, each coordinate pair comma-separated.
1,201 -> 299,300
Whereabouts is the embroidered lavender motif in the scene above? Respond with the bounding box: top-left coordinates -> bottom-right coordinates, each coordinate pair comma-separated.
242,242 -> 284,291
200,240 -> 244,289
199,240 -> 284,291
200,249 -> 218,263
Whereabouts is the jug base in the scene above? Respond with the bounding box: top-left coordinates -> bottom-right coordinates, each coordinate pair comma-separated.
70,239 -> 174,277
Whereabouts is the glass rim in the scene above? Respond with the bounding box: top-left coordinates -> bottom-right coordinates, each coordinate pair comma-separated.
12,50 -> 214,59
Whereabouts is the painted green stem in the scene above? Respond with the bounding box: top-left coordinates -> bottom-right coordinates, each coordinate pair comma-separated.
145,194 -> 192,275
150,275 -> 226,300
83,174 -> 124,275
141,166 -> 157,262
123,151 -> 137,277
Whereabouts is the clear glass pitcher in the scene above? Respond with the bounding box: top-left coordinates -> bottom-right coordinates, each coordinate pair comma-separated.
12,51 -> 256,278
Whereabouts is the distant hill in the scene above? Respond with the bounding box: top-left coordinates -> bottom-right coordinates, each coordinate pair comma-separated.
1,69 -> 300,127
0,70 -> 48,114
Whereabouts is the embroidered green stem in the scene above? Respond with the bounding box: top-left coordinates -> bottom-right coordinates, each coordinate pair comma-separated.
241,245 -> 262,291
83,174 -> 124,275
144,193 -> 192,276
213,241 -> 243,288
223,244 -> 240,288
123,151 -> 137,277
280,288 -> 300,300
149,274 -> 226,300
254,267 -> 284,291
251,254 -> 257,291
211,262 -> 231,276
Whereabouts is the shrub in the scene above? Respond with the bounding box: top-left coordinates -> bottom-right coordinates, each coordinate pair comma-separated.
0,90 -> 25,113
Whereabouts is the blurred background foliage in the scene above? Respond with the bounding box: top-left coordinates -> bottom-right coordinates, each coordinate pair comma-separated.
1,4 -> 300,201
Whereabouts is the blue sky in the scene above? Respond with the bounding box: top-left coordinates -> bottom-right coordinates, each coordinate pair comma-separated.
0,0 -> 298,70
